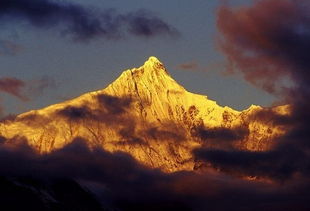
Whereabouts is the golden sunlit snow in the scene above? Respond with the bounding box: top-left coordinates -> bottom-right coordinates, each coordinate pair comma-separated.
0,57 -> 289,172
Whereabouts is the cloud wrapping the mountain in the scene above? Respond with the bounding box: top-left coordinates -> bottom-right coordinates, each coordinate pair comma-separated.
191,126 -> 249,150
55,95 -> 150,146
56,94 -> 134,125
0,70 -> 309,209
217,0 -> 310,95
0,0 -> 179,41
194,147 -> 309,180
193,126 -> 249,142
192,0 -> 310,182
97,94 -> 132,115
55,94 -> 188,146
0,137 -> 309,210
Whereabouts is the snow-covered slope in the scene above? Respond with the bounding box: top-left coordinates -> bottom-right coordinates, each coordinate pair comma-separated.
0,57 -> 289,172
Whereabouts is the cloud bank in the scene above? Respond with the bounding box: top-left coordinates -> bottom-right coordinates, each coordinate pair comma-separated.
191,0 -> 310,185
217,0 -> 310,95
0,137 -> 309,210
0,0 -> 179,42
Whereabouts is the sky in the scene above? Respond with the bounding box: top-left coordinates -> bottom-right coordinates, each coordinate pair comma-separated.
1,1 -> 310,210
0,0 -> 276,117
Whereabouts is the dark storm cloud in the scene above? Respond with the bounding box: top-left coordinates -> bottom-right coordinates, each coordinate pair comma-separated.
217,0 -> 310,95
55,94 -> 149,146
0,0 -> 179,41
0,137 -> 309,210
117,123 -> 147,146
56,94 -> 133,122
55,94 -> 187,145
123,10 -> 180,38
191,126 -> 249,150
97,94 -> 132,115
192,126 -> 249,142
191,0 -> 310,182
194,147 -> 309,180
0,39 -> 23,55
57,105 -> 94,120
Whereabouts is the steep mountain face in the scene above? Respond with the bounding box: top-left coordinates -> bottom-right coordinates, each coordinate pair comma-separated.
0,57 -> 289,172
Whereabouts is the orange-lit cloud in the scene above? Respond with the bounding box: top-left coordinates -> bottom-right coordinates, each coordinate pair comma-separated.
192,0 -> 310,184
217,0 -> 310,96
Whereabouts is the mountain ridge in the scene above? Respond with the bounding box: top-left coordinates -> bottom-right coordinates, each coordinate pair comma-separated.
0,57 -> 289,172
15,56 -> 245,119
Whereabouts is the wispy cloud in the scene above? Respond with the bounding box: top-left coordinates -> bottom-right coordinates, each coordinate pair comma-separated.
0,76 -> 55,101
177,61 -> 199,71
0,0 -> 179,42
0,77 -> 28,101
0,40 -> 23,56
0,76 -> 55,116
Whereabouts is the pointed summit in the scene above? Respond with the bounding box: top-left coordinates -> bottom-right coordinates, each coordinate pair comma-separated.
109,56 -> 174,88
103,56 -> 186,99
142,56 -> 168,75
144,56 -> 163,66
146,56 -> 162,63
